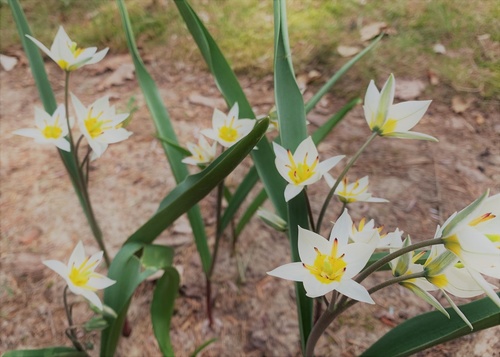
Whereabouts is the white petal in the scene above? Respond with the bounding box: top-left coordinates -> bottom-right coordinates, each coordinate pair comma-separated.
336,279 -> 374,304
43,260 -> 68,279
443,267 -> 491,298
212,108 -> 227,128
13,128 -> 42,140
318,155 -> 345,175
329,209 -> 352,247
227,102 -> 239,121
467,268 -> 500,308
70,93 -> 87,122
99,128 -> 132,144
284,184 -> 303,202
201,129 -> 217,141
267,262 -> 309,282
363,80 -> 380,128
54,138 -> 71,152
388,100 -> 431,132
442,291 -> 473,330
273,142 -> 290,162
343,243 -> 376,278
88,276 -> 116,290
294,137 -> 318,164
79,289 -> 103,310
26,35 -> 58,63
303,276 -> 336,298
68,241 -> 86,268
298,226 -> 331,264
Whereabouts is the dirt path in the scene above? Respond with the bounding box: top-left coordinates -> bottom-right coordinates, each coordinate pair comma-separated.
1,54 -> 499,356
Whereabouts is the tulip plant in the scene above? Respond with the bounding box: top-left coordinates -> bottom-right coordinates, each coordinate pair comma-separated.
6,0 -> 499,356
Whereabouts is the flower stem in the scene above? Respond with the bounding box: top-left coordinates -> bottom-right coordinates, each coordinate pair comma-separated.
356,237 -> 444,284
304,188 -> 316,232
63,72 -> 110,266
63,286 -> 86,352
315,132 -> 378,234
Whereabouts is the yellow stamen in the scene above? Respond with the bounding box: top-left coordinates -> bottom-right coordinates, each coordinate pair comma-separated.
68,257 -> 98,290
303,239 -> 347,284
286,151 -> 318,185
218,117 -> 239,142
469,213 -> 495,227
84,110 -> 112,139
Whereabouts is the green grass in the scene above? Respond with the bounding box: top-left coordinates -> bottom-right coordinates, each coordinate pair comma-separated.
2,0 -> 499,98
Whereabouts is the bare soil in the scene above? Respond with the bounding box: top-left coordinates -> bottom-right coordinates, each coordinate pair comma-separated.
1,52 -> 499,357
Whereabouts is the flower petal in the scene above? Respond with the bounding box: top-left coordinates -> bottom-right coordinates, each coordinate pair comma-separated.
298,226 -> 331,264
388,100 -> 431,132
336,279 -> 374,304
267,262 -> 309,282
43,260 -> 68,279
284,184 -> 303,202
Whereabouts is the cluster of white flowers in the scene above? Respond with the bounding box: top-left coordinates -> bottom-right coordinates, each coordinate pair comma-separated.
14,27 -> 132,160
182,102 -> 255,166
268,75 -> 499,330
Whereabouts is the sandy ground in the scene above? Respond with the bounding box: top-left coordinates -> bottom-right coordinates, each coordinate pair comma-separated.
1,52 -> 499,356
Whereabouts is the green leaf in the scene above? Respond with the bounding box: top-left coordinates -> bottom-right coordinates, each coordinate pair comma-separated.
189,338 -> 217,357
126,118 -> 269,246
142,244 -> 174,270
235,188 -> 268,237
305,34 -> 383,114
156,135 -> 192,157
2,347 -> 87,357
173,0 -> 287,220
116,0 -> 211,274
151,267 -> 180,357
273,0 -> 312,352
361,294 -> 500,357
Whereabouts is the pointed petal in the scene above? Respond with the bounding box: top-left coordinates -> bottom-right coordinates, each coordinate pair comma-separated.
404,282 -> 450,318
442,291 -> 473,330
68,241 -> 86,268
363,80 -> 380,128
329,209 -> 352,246
78,289 -> 103,310
388,100 -> 431,131
54,138 -> 71,152
88,276 -> 116,289
267,262 -> 309,282
227,102 -> 239,121
318,155 -> 345,174
303,276 -> 336,298
43,260 -> 68,279
85,48 -> 108,64
298,226 -> 331,264
467,268 -> 500,308
336,279 -> 374,304
294,137 -> 318,164
26,35 -> 58,63
13,128 -> 42,140
284,184 -> 303,202
70,93 -> 87,122
384,131 -> 438,142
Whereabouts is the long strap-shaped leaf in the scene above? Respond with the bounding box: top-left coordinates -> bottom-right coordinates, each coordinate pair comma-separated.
9,0 -> 100,243
361,293 -> 500,357
101,119 -> 269,355
116,0 -> 212,274
2,347 -> 88,357
173,0 -> 287,220
274,0 -> 313,353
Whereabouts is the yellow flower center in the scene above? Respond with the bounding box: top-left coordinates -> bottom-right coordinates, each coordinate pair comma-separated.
68,258 -> 98,290
219,117 -> 239,142
443,234 -> 461,256
428,274 -> 448,289
380,118 -> 397,134
286,151 -> 318,185
42,125 -> 63,139
338,177 -> 368,202
84,110 -> 112,139
57,59 -> 70,71
69,41 -> 84,58
303,239 -> 347,284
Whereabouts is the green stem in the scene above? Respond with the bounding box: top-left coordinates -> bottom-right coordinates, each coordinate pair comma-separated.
316,132 -> 378,233
304,188 -> 316,232
356,237 -> 444,284
63,72 -> 110,266
63,286 -> 86,352
208,179 -> 225,278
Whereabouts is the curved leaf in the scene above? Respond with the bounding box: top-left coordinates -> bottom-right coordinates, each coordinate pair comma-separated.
361,293 -> 500,357
151,267 -> 180,357
116,0 -> 212,274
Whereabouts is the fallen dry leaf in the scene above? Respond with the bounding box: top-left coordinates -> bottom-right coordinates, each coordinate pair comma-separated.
97,63 -> 135,91
451,96 -> 474,113
474,113 -> 485,125
337,45 -> 362,57
360,22 -> 387,41
477,33 -> 500,61
0,54 -> 18,71
394,79 -> 426,100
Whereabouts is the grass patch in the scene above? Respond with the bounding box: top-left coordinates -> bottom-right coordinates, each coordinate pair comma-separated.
2,0 -> 499,98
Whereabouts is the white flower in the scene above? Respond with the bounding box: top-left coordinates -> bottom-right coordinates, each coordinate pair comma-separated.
273,136 -> 344,202
268,210 -> 376,303
43,241 -> 115,310
363,74 -> 437,141
182,135 -> 217,166
438,192 -> 500,280
350,218 -> 403,249
325,175 -> 388,204
71,94 -> 132,160
13,105 -> 71,152
201,103 -> 255,148
26,26 -> 108,71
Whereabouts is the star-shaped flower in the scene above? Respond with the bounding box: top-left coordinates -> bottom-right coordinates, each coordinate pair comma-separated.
27,26 -> 108,72
182,135 -> 217,166
71,94 -> 132,160
13,104 -> 71,152
268,210 -> 376,302
273,136 -> 344,202
43,241 -> 115,310
363,74 -> 437,141
202,103 -> 255,148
